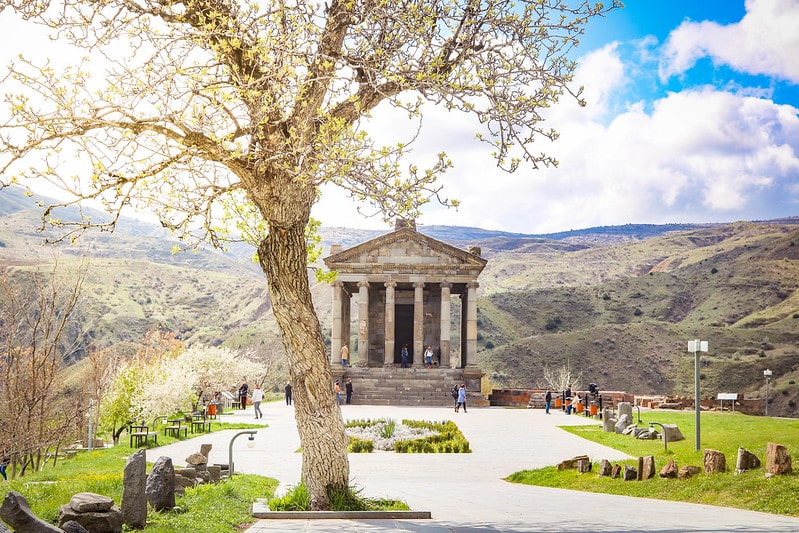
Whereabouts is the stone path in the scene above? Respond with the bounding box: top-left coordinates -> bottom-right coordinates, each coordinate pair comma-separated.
152,402 -> 799,532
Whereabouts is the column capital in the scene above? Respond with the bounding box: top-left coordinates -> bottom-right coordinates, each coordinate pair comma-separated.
357,280 -> 370,288
331,280 -> 344,288
385,281 -> 397,289
413,281 -> 425,289
440,281 -> 452,289
466,281 -> 480,289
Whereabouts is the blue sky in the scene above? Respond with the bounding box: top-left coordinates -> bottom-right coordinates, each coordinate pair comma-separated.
317,0 -> 799,233
2,1 -> 798,235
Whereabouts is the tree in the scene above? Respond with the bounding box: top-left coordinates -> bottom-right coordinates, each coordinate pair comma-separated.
0,259 -> 87,477
0,0 -> 617,508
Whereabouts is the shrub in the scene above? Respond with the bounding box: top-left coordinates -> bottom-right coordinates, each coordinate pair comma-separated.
347,437 -> 374,453
395,420 -> 471,453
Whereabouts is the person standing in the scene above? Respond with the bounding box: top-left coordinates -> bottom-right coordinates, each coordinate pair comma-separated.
340,343 -> 350,367
284,382 -> 293,405
334,380 -> 342,405
401,344 -> 409,368
238,381 -> 249,410
424,345 -> 434,368
455,383 -> 467,413
251,384 -> 264,419
545,388 -> 553,414
345,378 -> 353,405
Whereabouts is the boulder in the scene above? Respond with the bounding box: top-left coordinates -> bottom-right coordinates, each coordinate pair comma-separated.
185,452 -> 208,467
659,459 -> 678,478
61,522 -> 89,533
146,456 -> 176,511
703,449 -> 726,474
614,414 -> 631,434
736,447 -> 761,473
122,448 -> 147,529
678,465 -> 702,480
639,456 -> 656,480
0,491 -> 63,533
766,442 -> 792,475
58,503 -> 123,533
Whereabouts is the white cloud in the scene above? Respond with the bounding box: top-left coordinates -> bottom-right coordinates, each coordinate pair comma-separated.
660,0 -> 799,83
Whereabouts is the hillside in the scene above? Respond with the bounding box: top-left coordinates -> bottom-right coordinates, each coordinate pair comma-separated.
2,186 -> 798,415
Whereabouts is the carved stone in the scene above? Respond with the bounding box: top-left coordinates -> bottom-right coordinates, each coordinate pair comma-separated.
703,449 -> 726,474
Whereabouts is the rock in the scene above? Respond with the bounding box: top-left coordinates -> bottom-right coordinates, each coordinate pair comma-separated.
174,467 -> 197,480
0,491 -> 63,532
185,452 -> 208,467
736,447 -> 761,473
703,449 -> 726,474
598,459 -> 612,477
635,427 -> 655,439
660,459 -> 678,478
197,470 -> 210,483
207,465 -> 222,483
122,448 -> 147,529
69,493 -> 115,513
61,521 -> 90,533
639,456 -> 656,480
617,402 -> 633,423
610,464 -> 622,479
200,443 -> 213,458
577,459 -> 592,473
621,424 -> 636,436
174,474 -> 196,495
556,455 -> 590,470
601,409 -> 616,432
614,414 -> 631,434
58,504 -> 123,533
662,424 -> 685,442
146,456 -> 176,511
678,465 -> 702,480
623,465 -> 637,481
766,442 -> 792,474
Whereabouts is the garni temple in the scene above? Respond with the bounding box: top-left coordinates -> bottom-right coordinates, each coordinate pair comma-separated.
323,219 -> 489,406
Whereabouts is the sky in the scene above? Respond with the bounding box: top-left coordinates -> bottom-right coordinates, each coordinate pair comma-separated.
2,0 -> 798,235
316,0 -> 799,233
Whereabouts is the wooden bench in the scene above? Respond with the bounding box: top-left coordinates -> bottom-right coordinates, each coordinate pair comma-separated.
164,419 -> 188,438
191,420 -> 212,433
130,431 -> 158,447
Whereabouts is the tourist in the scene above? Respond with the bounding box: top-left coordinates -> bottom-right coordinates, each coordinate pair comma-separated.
251,384 -> 264,419
345,377 -> 353,404
451,384 -> 459,409
545,388 -> 552,414
455,384 -> 467,413
334,380 -> 342,405
424,345 -> 434,368
340,343 -> 349,367
238,381 -> 249,410
401,344 -> 409,368
284,381 -> 293,405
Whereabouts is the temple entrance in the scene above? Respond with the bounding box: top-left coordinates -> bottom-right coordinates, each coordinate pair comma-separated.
394,304 -> 414,364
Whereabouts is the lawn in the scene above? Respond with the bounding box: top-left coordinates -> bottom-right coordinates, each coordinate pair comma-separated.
0,420 -> 276,532
507,411 -> 799,516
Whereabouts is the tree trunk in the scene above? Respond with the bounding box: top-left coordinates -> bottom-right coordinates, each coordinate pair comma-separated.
258,222 -> 349,511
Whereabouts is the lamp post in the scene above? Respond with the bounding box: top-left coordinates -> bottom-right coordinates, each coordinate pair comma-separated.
228,430 -> 256,476
764,369 -> 772,416
688,339 -> 708,452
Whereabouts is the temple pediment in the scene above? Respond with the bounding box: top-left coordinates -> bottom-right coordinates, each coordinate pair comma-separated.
323,227 -> 487,277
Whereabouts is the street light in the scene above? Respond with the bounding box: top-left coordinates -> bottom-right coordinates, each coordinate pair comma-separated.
688,339 -> 708,452
228,430 -> 256,476
764,369 -> 772,416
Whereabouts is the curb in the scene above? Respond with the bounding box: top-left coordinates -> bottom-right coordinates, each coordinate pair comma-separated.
252,500 -> 432,520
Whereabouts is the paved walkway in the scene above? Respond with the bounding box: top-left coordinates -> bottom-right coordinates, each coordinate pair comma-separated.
153,402 -> 799,532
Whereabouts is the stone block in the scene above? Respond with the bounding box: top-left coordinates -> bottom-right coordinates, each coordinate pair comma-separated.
58,504 -> 123,533
577,459 -> 592,473
598,459 -> 612,477
736,447 -> 761,473
662,424 -> 685,442
69,493 -> 115,513
703,449 -> 726,474
610,464 -> 622,479
623,465 -> 637,481
766,442 -> 792,475
122,448 -> 147,529
556,455 -> 590,470
659,459 -> 678,478
640,455 -> 656,480
678,465 -> 702,480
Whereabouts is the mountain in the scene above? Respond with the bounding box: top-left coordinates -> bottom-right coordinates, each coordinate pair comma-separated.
2,186 -> 798,416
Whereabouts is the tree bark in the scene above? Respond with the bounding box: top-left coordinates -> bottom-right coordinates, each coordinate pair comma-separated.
258,221 -> 349,511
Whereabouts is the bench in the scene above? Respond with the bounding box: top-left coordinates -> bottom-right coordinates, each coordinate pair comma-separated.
191,420 -> 212,433
130,431 -> 158,448
164,419 -> 188,438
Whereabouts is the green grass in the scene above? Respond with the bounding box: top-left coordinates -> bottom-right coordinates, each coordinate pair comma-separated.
507,411 -> 799,516
268,482 -> 409,512
1,421 -> 277,531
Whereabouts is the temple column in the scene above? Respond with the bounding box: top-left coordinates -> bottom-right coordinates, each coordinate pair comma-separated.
465,281 -> 479,367
384,281 -> 396,366
439,282 -> 451,368
330,281 -> 343,365
357,281 -> 369,366
413,282 -> 425,367
341,287 -> 352,365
